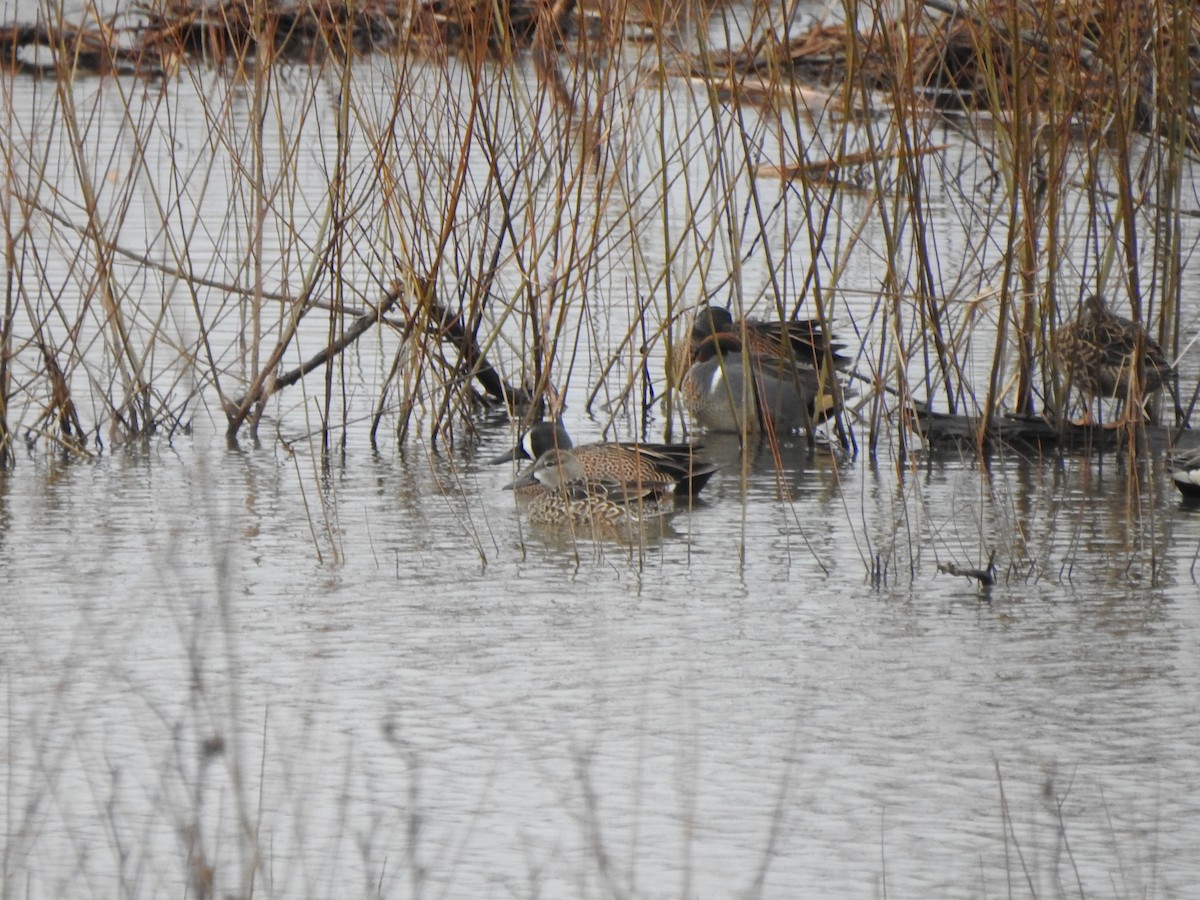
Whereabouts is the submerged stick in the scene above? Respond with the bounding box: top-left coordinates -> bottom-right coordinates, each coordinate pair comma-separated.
226,285 -> 400,438
228,288 -> 530,436
938,550 -> 998,588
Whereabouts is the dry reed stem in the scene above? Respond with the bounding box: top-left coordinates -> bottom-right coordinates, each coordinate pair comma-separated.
1,0 -> 1197,465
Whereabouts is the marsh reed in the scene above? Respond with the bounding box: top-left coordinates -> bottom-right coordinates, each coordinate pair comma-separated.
1,0 -> 1198,468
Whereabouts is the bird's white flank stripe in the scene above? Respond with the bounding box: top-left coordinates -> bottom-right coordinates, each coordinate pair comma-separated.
707,364 -> 725,395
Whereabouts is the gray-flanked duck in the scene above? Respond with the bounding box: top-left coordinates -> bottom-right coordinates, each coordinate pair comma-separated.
1168,447 -> 1200,500
673,304 -> 846,434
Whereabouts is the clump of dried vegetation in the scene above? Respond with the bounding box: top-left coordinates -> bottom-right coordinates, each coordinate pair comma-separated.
1,0 -> 1198,470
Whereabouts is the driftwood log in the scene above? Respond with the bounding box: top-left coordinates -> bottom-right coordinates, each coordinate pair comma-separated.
914,405 -> 1199,456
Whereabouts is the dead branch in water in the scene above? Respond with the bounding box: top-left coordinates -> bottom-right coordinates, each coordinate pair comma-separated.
938,551 -> 997,588
226,283 -> 530,442
419,299 -> 532,410
757,144 -> 949,186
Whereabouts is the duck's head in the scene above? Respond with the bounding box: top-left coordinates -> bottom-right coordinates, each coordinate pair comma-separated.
491,421 -> 573,465
504,447 -> 586,491
528,448 -> 587,490
692,331 -> 746,363
691,305 -> 734,342
1081,293 -> 1110,319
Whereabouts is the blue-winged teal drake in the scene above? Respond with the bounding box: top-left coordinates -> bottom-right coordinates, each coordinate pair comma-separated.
1168,447 -> 1200,500
1057,294 -> 1176,423
512,448 -> 674,528
674,304 -> 847,434
493,421 -> 718,497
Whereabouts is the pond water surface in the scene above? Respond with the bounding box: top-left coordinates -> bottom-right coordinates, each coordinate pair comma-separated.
4,422 -> 1200,898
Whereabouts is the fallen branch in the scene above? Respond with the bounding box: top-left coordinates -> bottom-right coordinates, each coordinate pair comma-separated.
938,551 -> 998,588
758,144 -> 949,184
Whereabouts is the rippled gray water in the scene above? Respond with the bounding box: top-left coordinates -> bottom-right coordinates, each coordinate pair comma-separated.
4,420 -> 1200,897
4,11 -> 1200,895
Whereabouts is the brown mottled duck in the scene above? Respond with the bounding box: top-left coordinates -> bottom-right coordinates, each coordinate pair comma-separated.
508,449 -> 675,529
1057,294 -> 1175,425
493,421 -> 719,498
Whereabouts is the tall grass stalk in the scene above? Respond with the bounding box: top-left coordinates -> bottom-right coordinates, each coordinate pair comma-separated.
1,168 -> 13,469
0,0 -> 1197,477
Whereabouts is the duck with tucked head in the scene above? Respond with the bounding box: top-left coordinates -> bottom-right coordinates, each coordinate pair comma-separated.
1056,293 -> 1177,425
